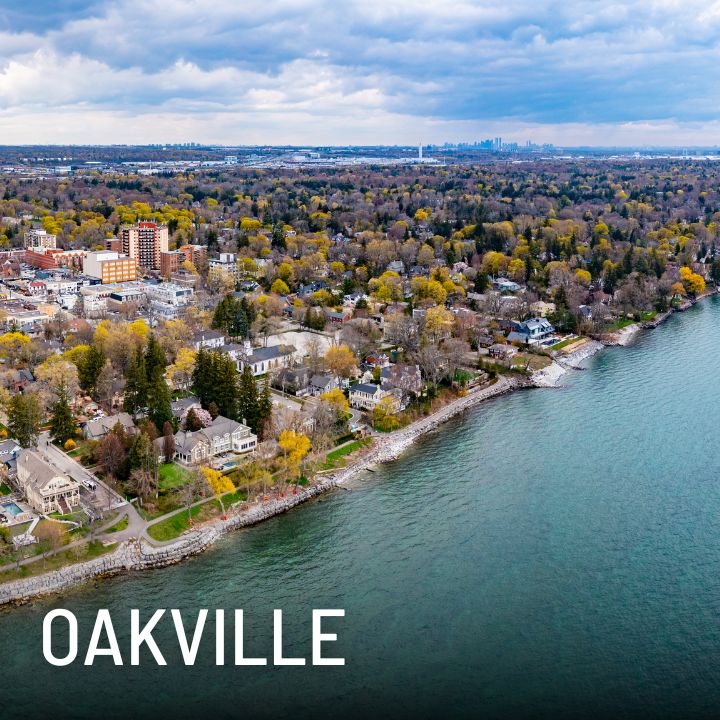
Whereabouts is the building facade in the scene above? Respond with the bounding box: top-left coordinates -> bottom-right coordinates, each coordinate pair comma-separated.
83,250 -> 137,284
120,221 -> 169,270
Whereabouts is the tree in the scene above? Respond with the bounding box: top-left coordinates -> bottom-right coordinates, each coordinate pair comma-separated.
201,466 -> 235,516
237,365 -> 259,430
77,345 -> 106,394
128,432 -> 156,474
7,392 -> 43,448
123,346 -> 148,416
324,344 -> 358,381
166,347 -> 196,390
146,373 -> 173,430
96,431 -> 128,481
162,421 -> 175,464
129,468 -> 157,502
277,430 -> 311,483
257,377 -> 273,440
373,395 -> 401,432
49,384 -> 76,446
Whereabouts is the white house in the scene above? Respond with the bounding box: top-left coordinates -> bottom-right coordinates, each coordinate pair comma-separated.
16,449 -> 80,515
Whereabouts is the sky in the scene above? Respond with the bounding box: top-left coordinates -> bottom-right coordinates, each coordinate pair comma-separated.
1,0 -> 720,146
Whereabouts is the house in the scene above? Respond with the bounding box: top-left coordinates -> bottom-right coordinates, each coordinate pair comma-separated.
309,373 -> 348,396
83,412 -> 136,441
15,449 -> 80,514
506,317 -> 555,345
492,277 -> 522,293
324,309 -> 352,325
238,342 -> 295,376
488,343 -> 518,360
296,281 -> 328,299
163,415 -> 257,465
193,330 -> 226,351
273,366 -> 312,395
349,383 -> 390,411
170,396 -> 202,420
380,363 -> 423,397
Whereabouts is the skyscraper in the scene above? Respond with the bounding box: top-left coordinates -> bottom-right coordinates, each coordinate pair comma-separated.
120,221 -> 169,270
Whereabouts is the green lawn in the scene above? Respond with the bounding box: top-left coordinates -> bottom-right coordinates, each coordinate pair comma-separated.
158,463 -> 191,492
323,438 -> 371,469
0,483 -> 11,496
550,336 -> 581,351
605,317 -> 636,331
147,499 -> 222,542
641,310 -> 658,321
105,515 -> 129,533
0,541 -> 116,582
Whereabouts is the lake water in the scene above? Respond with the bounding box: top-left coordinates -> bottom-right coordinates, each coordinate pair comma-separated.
2,299 -> 720,720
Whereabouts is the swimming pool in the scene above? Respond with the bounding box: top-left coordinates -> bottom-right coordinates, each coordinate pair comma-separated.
1,502 -> 23,517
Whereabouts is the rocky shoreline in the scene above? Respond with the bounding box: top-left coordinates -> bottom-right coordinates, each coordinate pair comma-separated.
1,296 -> 716,606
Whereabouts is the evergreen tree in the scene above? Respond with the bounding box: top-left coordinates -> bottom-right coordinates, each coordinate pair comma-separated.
123,346 -> 148,416
7,392 -> 43,448
213,354 -> 239,419
191,348 -> 211,405
50,384 -> 76,446
147,373 -> 173,430
237,365 -> 259,431
144,334 -> 167,383
257,377 -> 273,440
78,345 -> 106,394
128,432 -> 156,474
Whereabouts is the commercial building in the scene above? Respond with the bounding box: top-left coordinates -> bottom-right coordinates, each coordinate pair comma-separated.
120,221 -> 169,270
83,250 -> 137,284
24,248 -> 86,270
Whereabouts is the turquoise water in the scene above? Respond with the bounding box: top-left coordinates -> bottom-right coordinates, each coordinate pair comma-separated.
1,502 -> 22,517
2,299 -> 720,719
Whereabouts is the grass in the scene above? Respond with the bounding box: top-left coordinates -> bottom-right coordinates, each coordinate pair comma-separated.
0,483 -> 11,496
604,317 -> 636,331
641,310 -> 658,321
512,353 -> 554,371
158,463 -> 191,492
147,499 -> 222,542
550,336 -> 582,351
105,515 -> 129,533
0,541 -> 117,583
323,438 -> 371,469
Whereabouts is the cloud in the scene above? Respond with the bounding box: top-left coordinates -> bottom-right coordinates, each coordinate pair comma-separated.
2,0 -> 720,144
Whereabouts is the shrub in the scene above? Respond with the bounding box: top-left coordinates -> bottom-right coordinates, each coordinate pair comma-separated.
64,438 -> 76,451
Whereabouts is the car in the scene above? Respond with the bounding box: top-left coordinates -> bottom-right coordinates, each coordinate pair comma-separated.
82,479 -> 97,492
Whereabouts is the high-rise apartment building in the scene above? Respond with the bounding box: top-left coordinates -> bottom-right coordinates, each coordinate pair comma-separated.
120,221 -> 169,270
24,228 -> 57,250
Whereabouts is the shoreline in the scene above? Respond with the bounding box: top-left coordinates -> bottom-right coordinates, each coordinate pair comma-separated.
0,293 -> 715,606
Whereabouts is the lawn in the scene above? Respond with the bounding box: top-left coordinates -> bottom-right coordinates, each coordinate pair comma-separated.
105,515 -> 129,534
641,310 -> 658,321
0,483 -> 11,496
550,336 -> 582,351
147,499 -> 222,542
158,463 -> 191,492
511,353 -> 554,371
323,438 -> 371,469
604,317 -> 636,331
0,541 -> 116,582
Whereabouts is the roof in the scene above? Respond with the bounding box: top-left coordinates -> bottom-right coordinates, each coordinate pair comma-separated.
351,383 -> 383,395
17,449 -> 79,495
247,345 -> 294,363
84,412 -> 135,439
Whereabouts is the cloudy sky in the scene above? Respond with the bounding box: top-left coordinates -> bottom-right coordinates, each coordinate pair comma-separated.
0,0 -> 719,146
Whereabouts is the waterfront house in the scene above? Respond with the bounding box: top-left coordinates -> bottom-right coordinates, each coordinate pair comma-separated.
506,317 -> 555,345
16,449 -> 80,514
349,383 -> 390,411
161,415 -> 257,465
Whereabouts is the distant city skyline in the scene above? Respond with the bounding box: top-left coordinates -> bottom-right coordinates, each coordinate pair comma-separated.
3,1 -> 720,146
